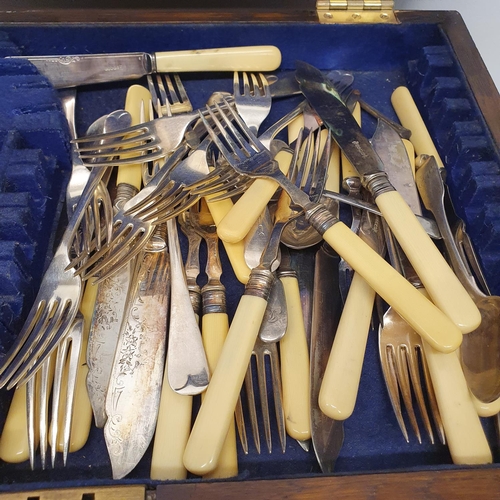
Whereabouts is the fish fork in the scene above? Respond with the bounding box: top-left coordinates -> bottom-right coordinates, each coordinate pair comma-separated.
72,100 -> 234,167
0,160 -> 113,390
147,73 -> 193,116
182,127 -> 323,475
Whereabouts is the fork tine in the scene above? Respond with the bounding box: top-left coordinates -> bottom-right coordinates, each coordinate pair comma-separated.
379,340 -> 410,443
26,377 -> 37,470
244,363 -> 261,454
406,342 -> 435,444
7,303 -> 76,390
268,342 -> 286,453
234,396 -> 249,454
395,345 -> 422,444
74,123 -> 148,144
50,335 -> 70,467
420,352 -> 446,444
255,347 -> 272,453
38,358 -> 51,469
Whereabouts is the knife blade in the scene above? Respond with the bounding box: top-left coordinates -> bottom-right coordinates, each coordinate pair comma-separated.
87,84 -> 151,428
9,46 -> 282,89
104,243 -> 170,480
310,243 -> 344,472
295,60 -> 480,336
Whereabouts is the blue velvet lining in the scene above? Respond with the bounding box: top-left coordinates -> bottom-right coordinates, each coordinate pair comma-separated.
0,21 -> 498,490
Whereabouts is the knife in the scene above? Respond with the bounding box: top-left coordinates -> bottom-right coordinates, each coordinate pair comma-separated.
295,60 -> 480,336
87,85 -> 151,427
104,241 -> 170,480
373,120 -> 492,465
309,134 -> 345,471
9,46 -> 282,89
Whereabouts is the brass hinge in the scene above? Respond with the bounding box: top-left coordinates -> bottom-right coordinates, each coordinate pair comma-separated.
317,0 -> 397,24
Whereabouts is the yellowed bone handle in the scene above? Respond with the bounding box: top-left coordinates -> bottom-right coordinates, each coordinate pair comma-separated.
116,85 -> 152,189
391,86 -> 444,168
183,294 -> 268,476
217,150 -> 293,244
201,312 -> 238,479
376,190 -> 481,334
319,272 -> 376,420
150,360 -> 193,480
279,275 -> 311,441
419,291 -> 492,464
205,196 -> 251,284
54,282 -> 98,453
321,221 -> 462,352
0,384 -> 30,462
155,46 -> 282,73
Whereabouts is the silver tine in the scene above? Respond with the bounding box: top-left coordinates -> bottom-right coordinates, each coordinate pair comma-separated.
234,397 -> 249,454
244,364 -> 261,454
267,342 -> 286,453
26,377 -> 36,470
379,341 -> 411,443
38,358 -> 51,469
255,343 -> 271,453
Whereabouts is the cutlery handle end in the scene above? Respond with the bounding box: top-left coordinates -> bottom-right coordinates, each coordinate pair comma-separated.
155,45 -> 282,73
321,221 -> 463,353
376,190 -> 481,334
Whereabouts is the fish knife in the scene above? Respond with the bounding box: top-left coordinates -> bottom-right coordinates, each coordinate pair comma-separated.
296,60 -> 480,336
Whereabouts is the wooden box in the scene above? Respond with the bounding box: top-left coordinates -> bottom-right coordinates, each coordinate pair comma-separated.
0,2 -> 498,498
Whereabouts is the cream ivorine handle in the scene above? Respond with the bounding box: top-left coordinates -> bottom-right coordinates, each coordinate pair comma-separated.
391,86 -> 444,168
54,282 -> 97,453
205,196 -> 251,284
155,46 -> 282,73
0,383 -> 31,462
201,312 -> 238,479
150,360 -> 193,480
279,275 -> 311,441
321,221 -> 462,353
183,294 -> 268,476
375,190 -> 481,334
420,319 -> 492,464
216,150 -> 293,244
116,85 -> 152,189
319,272 -> 376,420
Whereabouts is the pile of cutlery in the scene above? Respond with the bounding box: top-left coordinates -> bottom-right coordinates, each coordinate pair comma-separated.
0,44 -> 498,479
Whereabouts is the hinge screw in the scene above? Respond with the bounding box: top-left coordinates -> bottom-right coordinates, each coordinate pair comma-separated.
380,12 -> 389,20
324,12 -> 333,18
352,12 -> 361,19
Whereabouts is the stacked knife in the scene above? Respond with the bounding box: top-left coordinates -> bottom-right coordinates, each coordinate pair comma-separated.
0,44 -> 497,480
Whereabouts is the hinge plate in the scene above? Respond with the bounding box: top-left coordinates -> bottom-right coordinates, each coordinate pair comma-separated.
317,0 -> 398,24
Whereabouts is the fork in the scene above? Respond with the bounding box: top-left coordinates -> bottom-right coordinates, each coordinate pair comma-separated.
147,73 -> 193,116
72,99 -> 234,167
182,127 -> 322,475
0,159 -> 114,390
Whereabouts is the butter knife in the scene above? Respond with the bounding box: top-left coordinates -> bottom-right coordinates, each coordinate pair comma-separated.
9,46 -> 281,88
296,61 -> 480,337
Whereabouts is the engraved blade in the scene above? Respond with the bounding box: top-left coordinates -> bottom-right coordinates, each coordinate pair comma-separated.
86,262 -> 133,428
9,53 -> 152,88
104,248 -> 170,480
